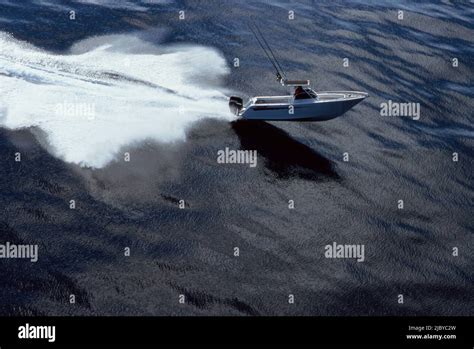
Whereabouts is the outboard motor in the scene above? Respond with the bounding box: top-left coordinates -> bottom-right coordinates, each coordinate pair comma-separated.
229,96 -> 243,116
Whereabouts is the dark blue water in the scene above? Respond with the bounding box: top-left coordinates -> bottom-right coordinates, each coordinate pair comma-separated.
0,0 -> 472,315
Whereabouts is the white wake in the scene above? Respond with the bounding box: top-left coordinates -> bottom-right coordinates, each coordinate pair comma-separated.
0,32 -> 233,168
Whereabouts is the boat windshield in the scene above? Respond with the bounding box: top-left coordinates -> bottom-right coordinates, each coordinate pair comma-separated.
294,87 -> 317,100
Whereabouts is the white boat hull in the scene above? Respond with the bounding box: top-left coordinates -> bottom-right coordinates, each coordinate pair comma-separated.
236,91 -> 368,121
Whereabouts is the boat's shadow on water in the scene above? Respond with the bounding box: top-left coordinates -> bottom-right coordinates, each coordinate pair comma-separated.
231,120 -> 339,181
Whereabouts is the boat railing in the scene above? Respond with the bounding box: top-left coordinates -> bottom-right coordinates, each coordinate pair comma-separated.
252,95 -> 292,105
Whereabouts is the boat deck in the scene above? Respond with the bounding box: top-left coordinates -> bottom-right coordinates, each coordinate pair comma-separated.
248,92 -> 368,107
254,96 -> 291,105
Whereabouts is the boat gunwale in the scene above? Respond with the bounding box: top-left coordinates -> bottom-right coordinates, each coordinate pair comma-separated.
247,91 -> 368,107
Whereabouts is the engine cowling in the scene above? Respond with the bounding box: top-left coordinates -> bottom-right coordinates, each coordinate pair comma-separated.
229,96 -> 243,116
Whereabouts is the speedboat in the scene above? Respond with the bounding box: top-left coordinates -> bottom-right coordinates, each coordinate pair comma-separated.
229,79 -> 368,121
229,25 -> 368,121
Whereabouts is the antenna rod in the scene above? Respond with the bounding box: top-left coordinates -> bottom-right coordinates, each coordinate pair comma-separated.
249,24 -> 285,81
253,24 -> 287,80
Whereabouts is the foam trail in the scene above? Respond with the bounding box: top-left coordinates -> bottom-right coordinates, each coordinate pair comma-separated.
0,32 -> 234,168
